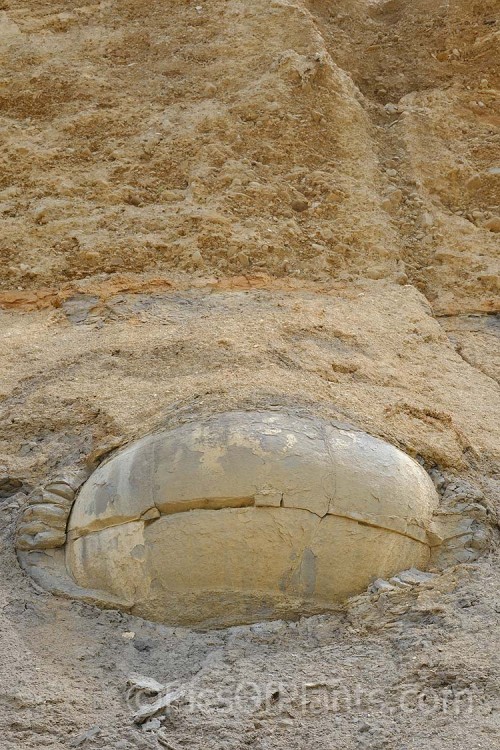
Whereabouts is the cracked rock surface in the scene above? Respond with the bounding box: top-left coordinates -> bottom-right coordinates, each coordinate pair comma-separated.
63,411 -> 437,626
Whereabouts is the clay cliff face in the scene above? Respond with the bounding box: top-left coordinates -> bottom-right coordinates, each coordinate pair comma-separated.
1,0 -> 498,313
0,1 -> 499,749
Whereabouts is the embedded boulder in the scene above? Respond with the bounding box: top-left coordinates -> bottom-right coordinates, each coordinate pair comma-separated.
63,411 -> 439,628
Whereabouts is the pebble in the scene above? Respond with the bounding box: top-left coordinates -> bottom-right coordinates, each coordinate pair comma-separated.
369,578 -> 395,594
133,637 -> 154,652
466,174 -> 482,190
319,227 -> 334,240
365,267 -> 386,280
393,568 -> 436,586
191,250 -> 204,267
69,726 -> 102,747
484,216 -> 500,232
126,193 -> 142,207
142,718 -> 161,732
236,251 -> 250,267
291,198 -> 309,212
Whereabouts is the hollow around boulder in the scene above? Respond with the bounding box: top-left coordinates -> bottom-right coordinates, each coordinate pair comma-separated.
63,411 -> 438,628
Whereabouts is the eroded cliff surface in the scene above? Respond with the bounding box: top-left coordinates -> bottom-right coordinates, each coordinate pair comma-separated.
0,1 -> 499,748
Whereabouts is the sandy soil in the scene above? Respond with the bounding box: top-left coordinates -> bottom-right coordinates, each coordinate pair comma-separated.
0,0 -> 499,748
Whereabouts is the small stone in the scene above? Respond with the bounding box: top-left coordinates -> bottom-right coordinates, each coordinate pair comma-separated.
291,198 -> 309,212
365,267 -> 386,280
6,501 -> 21,510
122,631 -> 136,640
469,529 -> 489,550
19,442 -> 35,457
69,726 -> 102,747
369,578 -> 395,594
142,718 -> 161,732
142,133 -> 161,155
319,227 -> 334,240
484,216 -> 500,232
236,252 -> 250,267
126,192 -> 142,206
161,189 -> 184,202
457,594 -> 478,609
32,206 -> 49,224
394,568 -> 436,586
466,174 -> 482,190
133,637 -> 153,652
191,250 -> 204,267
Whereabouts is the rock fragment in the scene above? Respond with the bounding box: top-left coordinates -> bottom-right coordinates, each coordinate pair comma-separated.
291,198 -> 309,212
484,216 -> 500,232
69,725 -> 102,747
17,529 -> 66,551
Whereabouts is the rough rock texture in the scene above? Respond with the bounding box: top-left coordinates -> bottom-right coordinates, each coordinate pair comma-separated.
1,0 -> 498,314
0,0 -> 499,748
